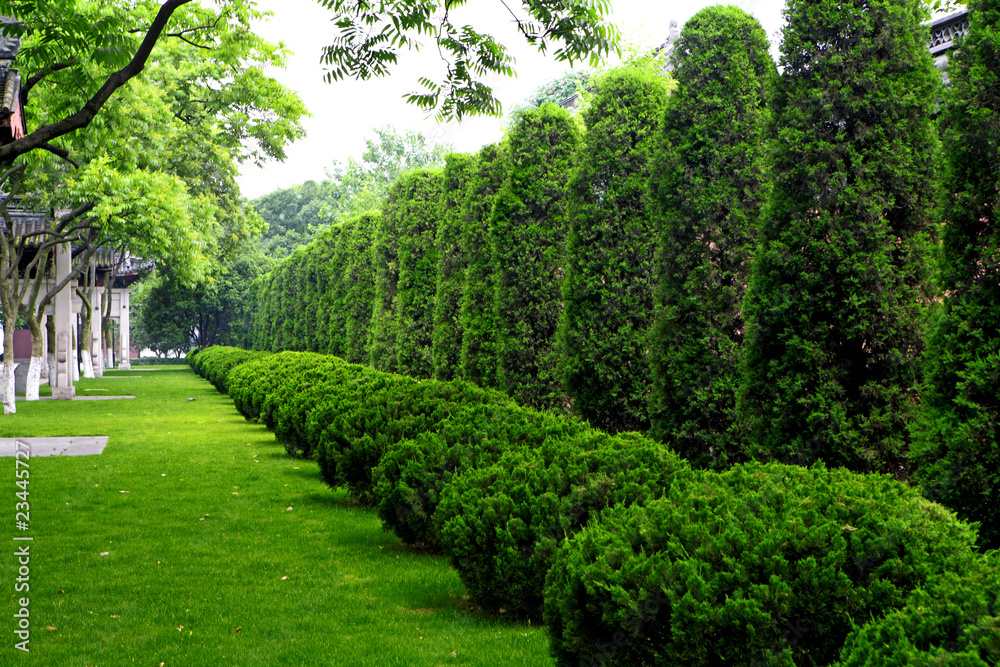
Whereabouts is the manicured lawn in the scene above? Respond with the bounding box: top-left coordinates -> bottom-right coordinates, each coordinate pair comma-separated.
1,367 -> 553,665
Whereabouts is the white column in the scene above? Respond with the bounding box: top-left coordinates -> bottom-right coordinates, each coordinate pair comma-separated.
119,289 -> 131,370
51,243 -> 75,399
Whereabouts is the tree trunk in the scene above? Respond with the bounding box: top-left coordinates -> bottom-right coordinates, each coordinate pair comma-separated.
24,315 -> 43,401
46,316 -> 55,386
4,311 -> 16,414
80,302 -> 94,379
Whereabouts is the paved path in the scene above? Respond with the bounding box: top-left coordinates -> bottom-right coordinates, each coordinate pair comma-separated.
16,395 -> 135,401
0,436 -> 109,457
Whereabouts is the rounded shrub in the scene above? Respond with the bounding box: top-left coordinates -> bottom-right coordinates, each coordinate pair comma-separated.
270,358 -> 372,458
188,346 -> 271,394
373,403 -> 588,546
836,551 -> 1000,666
226,351 -> 326,422
256,353 -> 345,430
314,378 -> 514,502
543,462 -> 980,667
436,431 -> 687,619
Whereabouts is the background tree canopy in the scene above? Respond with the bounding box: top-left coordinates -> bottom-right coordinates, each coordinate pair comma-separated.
252,126 -> 450,259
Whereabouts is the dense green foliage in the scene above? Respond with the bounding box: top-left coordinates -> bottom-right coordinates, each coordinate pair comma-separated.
737,0 -> 939,475
341,212 -> 380,365
374,403 -> 589,546
251,127 -> 450,258
437,430 -> 686,618
492,104 -> 581,410
432,154 -> 475,381
369,179 -> 403,372
315,379 -> 512,501
836,552 -> 1000,666
459,143 -> 506,388
187,345 -> 271,394
647,6 -> 774,468
392,169 -> 445,378
544,462 -> 980,667
559,66 -> 670,432
912,0 -> 1000,551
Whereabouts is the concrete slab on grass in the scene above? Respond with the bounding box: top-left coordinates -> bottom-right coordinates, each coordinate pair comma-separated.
0,436 -> 109,457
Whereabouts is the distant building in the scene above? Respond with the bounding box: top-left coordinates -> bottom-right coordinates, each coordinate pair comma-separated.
929,10 -> 970,81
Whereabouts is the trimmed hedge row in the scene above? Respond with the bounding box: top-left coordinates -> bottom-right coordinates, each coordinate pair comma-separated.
189,346 -> 993,663
374,402 -> 590,547
187,346 -> 271,394
189,346 -> 685,621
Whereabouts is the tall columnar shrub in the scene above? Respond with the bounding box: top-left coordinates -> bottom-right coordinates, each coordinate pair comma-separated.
912,0 -> 1000,551
647,6 -> 774,468
737,0 -> 939,474
492,103 -> 580,410
369,176 -> 406,372
253,271 -> 276,350
393,168 -> 444,378
342,212 -> 379,365
275,251 -> 303,351
559,66 -> 670,433
243,275 -> 263,349
459,143 -> 506,388
310,225 -> 344,354
432,153 -> 475,381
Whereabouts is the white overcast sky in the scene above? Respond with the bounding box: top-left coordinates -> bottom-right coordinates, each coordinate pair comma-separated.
236,0 -> 791,199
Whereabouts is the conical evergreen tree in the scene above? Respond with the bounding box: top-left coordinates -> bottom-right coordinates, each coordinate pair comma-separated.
342,211 -> 379,366
459,143 -> 506,388
559,66 -> 670,433
394,168 -> 444,378
433,153 -> 475,380
738,0 -> 939,474
913,0 -> 1000,550
491,104 -> 580,409
321,223 -> 351,357
369,178 -> 405,372
647,6 -> 774,467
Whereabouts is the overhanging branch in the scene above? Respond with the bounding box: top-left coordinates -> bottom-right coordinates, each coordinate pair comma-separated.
0,0 -> 194,163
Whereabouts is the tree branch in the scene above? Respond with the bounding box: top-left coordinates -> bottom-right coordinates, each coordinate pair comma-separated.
21,59 -> 76,105
39,142 -> 80,168
0,0 -> 194,163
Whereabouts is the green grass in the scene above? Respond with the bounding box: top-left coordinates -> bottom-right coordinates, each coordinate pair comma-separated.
1,367 -> 554,665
